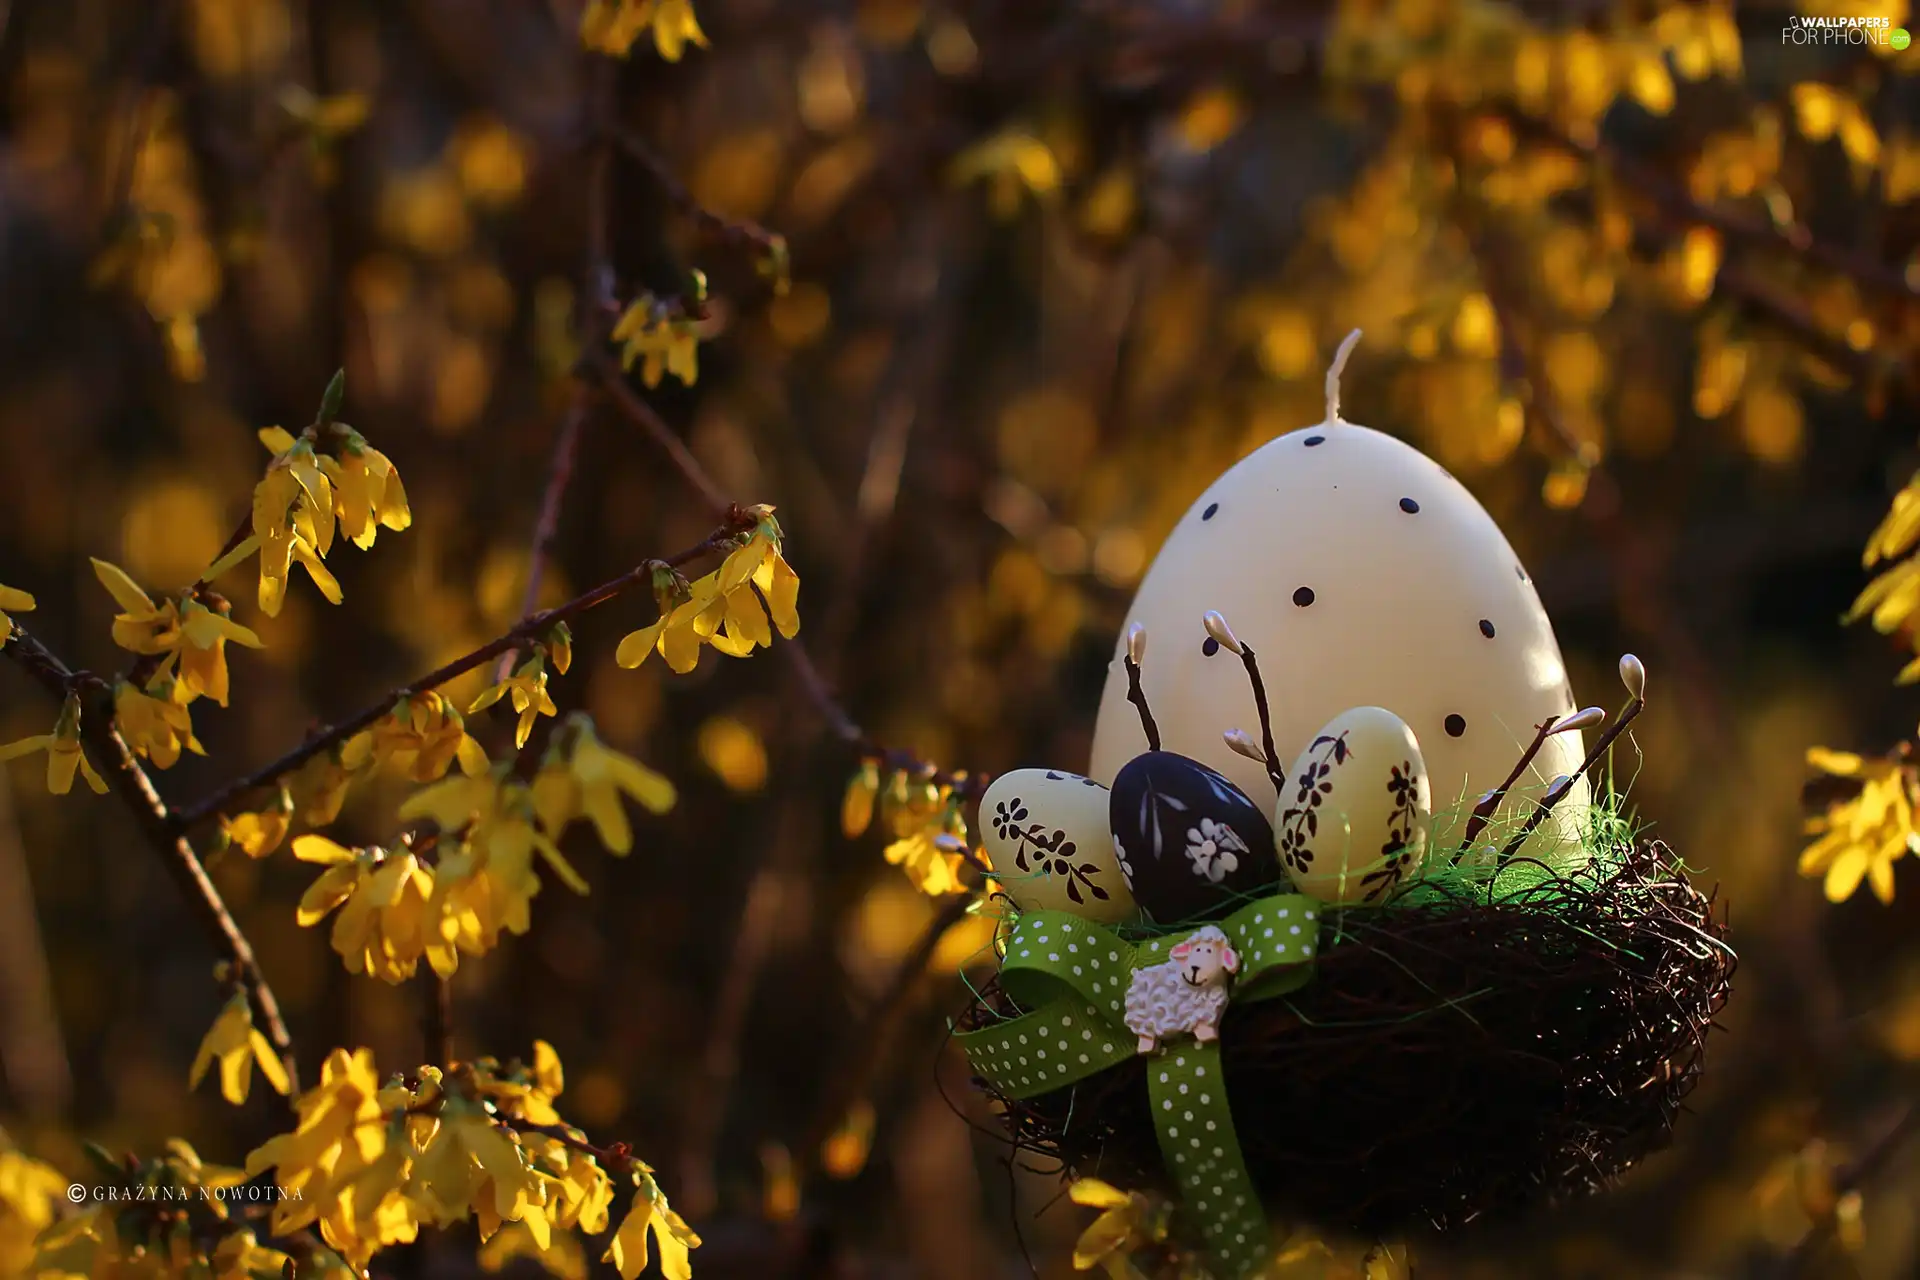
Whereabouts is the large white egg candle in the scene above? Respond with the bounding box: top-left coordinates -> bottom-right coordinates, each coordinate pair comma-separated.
1088,332 -> 1592,869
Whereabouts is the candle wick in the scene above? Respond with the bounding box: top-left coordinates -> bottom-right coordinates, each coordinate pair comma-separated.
1325,328 -> 1362,424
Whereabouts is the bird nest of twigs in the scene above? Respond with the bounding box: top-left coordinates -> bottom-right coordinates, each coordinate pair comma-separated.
958,834 -> 1735,1242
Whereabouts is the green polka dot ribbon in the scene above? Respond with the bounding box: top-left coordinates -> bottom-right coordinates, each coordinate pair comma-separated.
956,894 -> 1321,1279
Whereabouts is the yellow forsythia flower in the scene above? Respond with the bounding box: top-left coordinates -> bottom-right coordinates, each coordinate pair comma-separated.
246,1048 -> 410,1265
403,772 -> 591,960
317,428 -> 412,549
92,558 -> 264,705
175,597 -> 265,705
0,1142 -> 68,1277
877,768 -> 974,895
0,582 -> 34,640
92,555 -> 180,654
469,657 -> 559,750
581,0 -> 708,61
472,1041 -> 568,1126
114,676 -> 204,769
293,749 -> 355,826
190,989 -> 292,1105
949,129 -> 1062,219
253,432 -> 341,617
221,787 -> 294,858
1864,470 -> 1920,569
885,831 -> 968,895
211,1229 -> 294,1277
1801,745 -> 1918,904
617,511 -> 800,672
0,693 -> 107,795
295,836 -> 454,982
343,691 -> 490,782
1068,1178 -> 1165,1278
841,761 -> 879,837
545,1146 -> 617,1235
605,1183 -> 700,1280
408,1098 -> 551,1241
612,294 -> 701,389
479,1222 -> 588,1279
532,713 -> 676,853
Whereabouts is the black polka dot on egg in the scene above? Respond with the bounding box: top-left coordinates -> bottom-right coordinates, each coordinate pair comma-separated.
1293,586 -> 1315,607
1479,619 -> 1496,638
1203,502 -> 1219,521
1445,714 -> 1467,738
1202,636 -> 1220,657
1515,564 -> 1527,581
1399,497 -> 1420,514
1304,435 -> 1325,447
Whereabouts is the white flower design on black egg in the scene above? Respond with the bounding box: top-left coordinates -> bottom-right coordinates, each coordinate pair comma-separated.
1112,832 -> 1135,885
1184,818 -> 1247,882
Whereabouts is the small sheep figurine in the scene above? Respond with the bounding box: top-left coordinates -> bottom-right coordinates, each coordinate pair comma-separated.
1124,925 -> 1240,1054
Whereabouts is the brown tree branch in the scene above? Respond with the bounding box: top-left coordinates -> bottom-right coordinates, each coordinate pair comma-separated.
173,515 -> 757,830
1442,113 -> 1742,767
493,394 -> 593,687
590,350 -> 734,515
796,891 -> 976,1182
0,626 -> 301,1097
101,0 -> 176,226
1782,1102 -> 1920,1275
1501,106 -> 1920,306
608,122 -> 785,258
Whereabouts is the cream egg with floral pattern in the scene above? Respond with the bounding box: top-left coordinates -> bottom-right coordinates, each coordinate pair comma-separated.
980,768 -> 1138,923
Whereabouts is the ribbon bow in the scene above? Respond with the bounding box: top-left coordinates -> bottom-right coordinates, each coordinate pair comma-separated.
956,893 -> 1321,1279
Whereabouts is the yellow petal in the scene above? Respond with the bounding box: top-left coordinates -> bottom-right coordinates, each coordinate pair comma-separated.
293,834 -> 359,864
258,426 -> 298,454
0,735 -> 53,762
0,584 -> 36,612
457,735 -> 491,777
659,620 -> 704,673
296,864 -> 361,925
46,743 -> 79,794
534,831 -> 591,894
1806,747 -> 1867,777
292,539 -> 344,604
605,1196 -> 653,1280
201,534 -> 262,585
608,752 -> 677,814
90,557 -> 157,613
616,622 -> 665,668
1069,1179 -> 1132,1209
1826,844 -> 1870,902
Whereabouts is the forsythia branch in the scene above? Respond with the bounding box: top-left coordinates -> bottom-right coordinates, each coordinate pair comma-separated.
173,512 -> 760,830
0,625 -> 301,1096
1501,106 -> 1920,307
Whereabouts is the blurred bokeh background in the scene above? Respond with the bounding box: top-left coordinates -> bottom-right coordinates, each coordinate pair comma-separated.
3,0 -> 1920,1275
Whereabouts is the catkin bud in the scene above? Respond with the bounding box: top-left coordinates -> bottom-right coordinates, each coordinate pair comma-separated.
1552,706 -> 1606,734
1202,611 -> 1244,655
1618,653 -> 1647,701
1223,729 -> 1266,762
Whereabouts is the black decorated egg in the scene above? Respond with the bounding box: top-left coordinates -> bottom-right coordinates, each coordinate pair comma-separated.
980,768 -> 1137,923
1109,751 -> 1281,923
